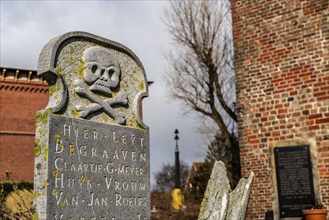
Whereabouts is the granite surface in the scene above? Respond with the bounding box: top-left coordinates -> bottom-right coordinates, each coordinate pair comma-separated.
33,32 -> 149,220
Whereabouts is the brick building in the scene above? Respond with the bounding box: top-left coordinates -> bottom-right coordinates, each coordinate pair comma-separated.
232,1 -> 328,219
0,67 -> 48,182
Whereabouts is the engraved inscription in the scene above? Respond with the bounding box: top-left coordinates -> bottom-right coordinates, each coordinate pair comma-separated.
274,146 -> 314,218
48,116 -> 150,219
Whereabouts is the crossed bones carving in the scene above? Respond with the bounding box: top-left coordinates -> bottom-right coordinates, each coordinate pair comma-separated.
75,79 -> 128,124
73,46 -> 129,125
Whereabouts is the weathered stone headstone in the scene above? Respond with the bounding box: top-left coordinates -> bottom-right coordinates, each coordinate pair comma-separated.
33,32 -> 150,220
198,161 -> 254,220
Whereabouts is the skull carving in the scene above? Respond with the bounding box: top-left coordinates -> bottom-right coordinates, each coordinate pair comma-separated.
83,47 -> 120,96
74,46 -> 128,124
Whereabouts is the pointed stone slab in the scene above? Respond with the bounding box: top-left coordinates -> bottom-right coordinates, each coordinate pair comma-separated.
226,171 -> 254,219
198,161 -> 254,220
33,32 -> 150,220
198,161 -> 231,220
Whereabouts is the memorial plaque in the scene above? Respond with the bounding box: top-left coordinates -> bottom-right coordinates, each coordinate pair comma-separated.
274,145 -> 314,218
33,32 -> 150,219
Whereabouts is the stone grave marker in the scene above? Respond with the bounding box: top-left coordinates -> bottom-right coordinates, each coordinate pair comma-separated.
33,32 -> 150,220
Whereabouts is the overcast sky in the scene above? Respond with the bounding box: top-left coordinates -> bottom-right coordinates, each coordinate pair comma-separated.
0,1 -> 207,186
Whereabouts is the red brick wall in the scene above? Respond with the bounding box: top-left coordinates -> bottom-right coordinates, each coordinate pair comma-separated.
232,1 -> 329,219
0,68 -> 48,182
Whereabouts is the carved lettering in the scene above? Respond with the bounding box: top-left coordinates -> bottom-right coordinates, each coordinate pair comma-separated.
84,129 -> 88,139
102,149 -> 109,158
122,135 -> 127,144
87,193 -> 108,206
68,177 -> 75,188
92,146 -> 97,157
132,152 -> 136,161
69,144 -> 75,155
140,137 -> 145,147
105,176 -> 112,189
55,138 -> 64,153
55,157 -> 63,170
114,180 -> 146,191
115,194 -> 147,207
93,130 -> 98,140
130,135 -> 136,145
113,131 -> 119,142
138,214 -> 148,220
55,173 -> 64,188
80,145 -> 87,156
63,124 -> 71,137
140,153 -> 146,162
55,192 -> 79,206
54,214 -> 63,220
48,118 -> 149,218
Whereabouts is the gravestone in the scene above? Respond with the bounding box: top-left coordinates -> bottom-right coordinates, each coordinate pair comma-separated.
274,145 -> 315,218
198,161 -> 254,220
33,32 -> 150,220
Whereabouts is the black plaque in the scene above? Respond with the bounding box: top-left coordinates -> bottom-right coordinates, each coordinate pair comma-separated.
274,145 -> 315,218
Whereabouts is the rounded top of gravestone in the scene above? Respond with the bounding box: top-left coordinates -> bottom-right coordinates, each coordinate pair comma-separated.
37,31 -> 148,129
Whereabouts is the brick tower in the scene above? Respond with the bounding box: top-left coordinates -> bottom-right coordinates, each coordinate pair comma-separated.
232,1 -> 328,219
0,67 -> 48,182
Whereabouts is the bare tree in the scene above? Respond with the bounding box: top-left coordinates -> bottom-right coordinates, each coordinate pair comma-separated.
153,161 -> 190,192
163,0 -> 239,176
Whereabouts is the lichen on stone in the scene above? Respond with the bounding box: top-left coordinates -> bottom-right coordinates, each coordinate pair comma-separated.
43,181 -> 49,187
139,82 -> 145,90
35,146 -> 41,157
53,170 -> 59,177
36,163 -> 42,170
52,188 -> 57,196
33,191 -> 40,199
32,211 -> 38,220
